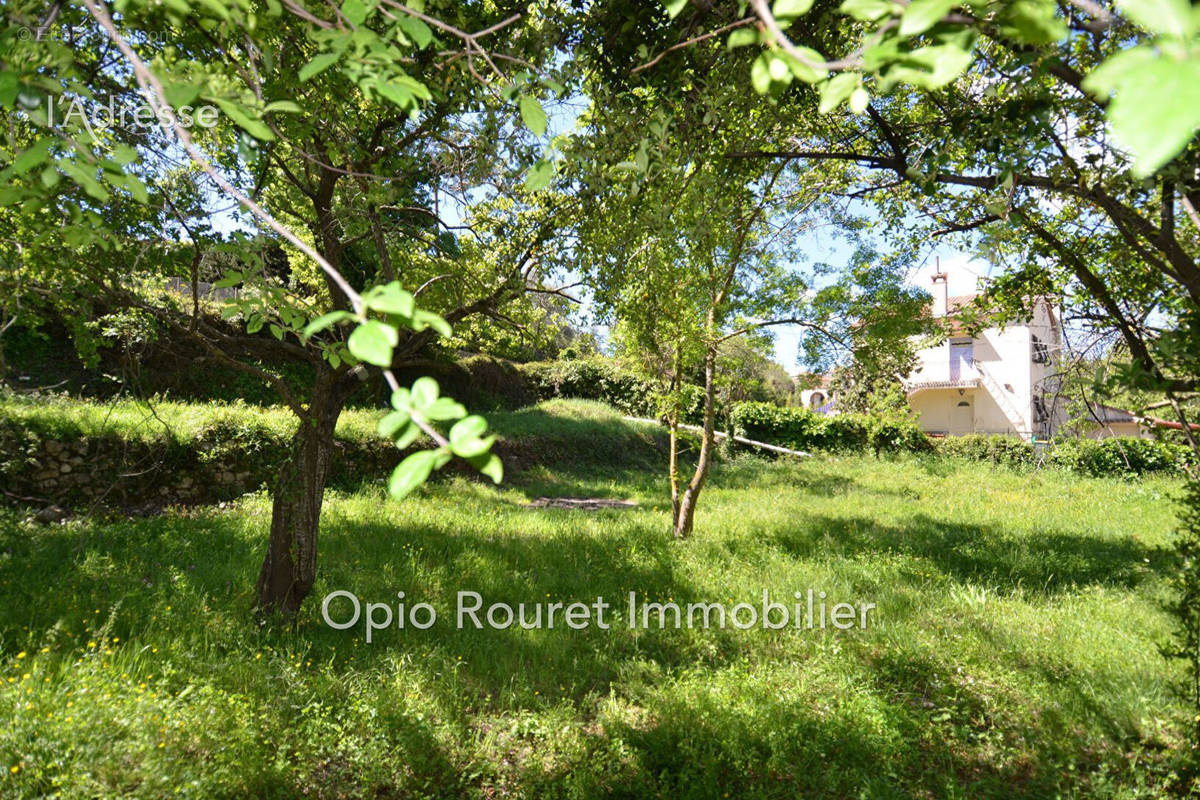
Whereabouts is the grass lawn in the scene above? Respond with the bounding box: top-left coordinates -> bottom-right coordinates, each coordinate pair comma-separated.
0,399 -> 1188,798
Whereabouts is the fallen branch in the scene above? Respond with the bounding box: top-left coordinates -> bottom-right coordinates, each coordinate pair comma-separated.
623,417 -> 812,458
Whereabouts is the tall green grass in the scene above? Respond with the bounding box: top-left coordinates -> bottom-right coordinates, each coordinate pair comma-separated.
0,398 -> 1188,798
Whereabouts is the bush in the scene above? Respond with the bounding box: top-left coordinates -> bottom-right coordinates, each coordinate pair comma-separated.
863,415 -> 935,455
519,358 -> 705,421
935,434 -> 1035,467
730,402 -> 929,454
390,355 -> 537,412
1049,437 -> 1195,476
731,403 -> 1192,475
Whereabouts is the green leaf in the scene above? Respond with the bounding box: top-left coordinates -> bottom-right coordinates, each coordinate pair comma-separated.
450,415 -> 492,458
58,161 -> 110,202
727,28 -> 759,49
347,319 -> 398,366
751,53 -> 774,94
377,409 -> 411,438
299,52 -> 341,82
302,310 -> 354,339
263,100 -> 303,114
891,44 -> 974,89
410,376 -> 439,409
410,309 -> 452,336
849,86 -> 870,114
451,432 -> 494,459
394,422 -> 422,449
376,81 -> 415,110
163,81 -> 202,108
396,14 -> 433,47
450,415 -> 488,444
363,281 -> 415,317
1116,0 -> 1193,37
212,271 -> 243,289
341,0 -> 368,26
818,73 -> 859,113
12,139 -> 54,176
997,0 -> 1068,44
122,174 -> 150,204
663,0 -> 688,18
1080,45 -> 1159,96
246,313 -> 264,334
782,48 -> 827,83
0,72 -> 18,109
391,387 -> 412,411
111,144 -> 139,165
768,54 -> 792,83
193,0 -> 232,20
899,0 -> 957,36
519,94 -> 548,136
424,397 -> 467,421
523,158 -> 554,191
773,0 -> 815,18
388,450 -> 438,500
1100,57 -> 1200,176
38,164 -> 59,189
210,98 -> 275,141
467,452 -> 503,484
392,75 -> 432,101
839,0 -> 892,21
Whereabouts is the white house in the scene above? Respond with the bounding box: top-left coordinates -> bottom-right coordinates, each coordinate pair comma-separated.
903,272 -> 1065,441
795,373 -> 833,412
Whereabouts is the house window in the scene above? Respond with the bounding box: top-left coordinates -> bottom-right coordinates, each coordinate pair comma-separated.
949,340 -> 973,381
1032,335 -> 1050,365
1033,395 -> 1049,423
808,392 -> 825,410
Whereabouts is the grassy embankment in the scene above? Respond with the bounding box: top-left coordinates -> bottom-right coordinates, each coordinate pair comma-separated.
0,396 -> 1188,798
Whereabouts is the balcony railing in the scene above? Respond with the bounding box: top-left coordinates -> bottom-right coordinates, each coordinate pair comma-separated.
903,377 -> 981,392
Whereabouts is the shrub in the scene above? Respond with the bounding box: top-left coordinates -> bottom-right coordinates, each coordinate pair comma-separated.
935,434 -> 1035,467
730,402 -> 929,454
862,414 -> 934,455
519,358 -> 705,421
1049,437 -> 1195,476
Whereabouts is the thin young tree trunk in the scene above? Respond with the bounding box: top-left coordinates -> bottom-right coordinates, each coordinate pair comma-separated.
673,337 -> 717,539
254,370 -> 350,616
668,342 -> 683,524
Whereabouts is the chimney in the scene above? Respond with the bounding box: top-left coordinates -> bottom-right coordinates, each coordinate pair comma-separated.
931,271 -> 948,317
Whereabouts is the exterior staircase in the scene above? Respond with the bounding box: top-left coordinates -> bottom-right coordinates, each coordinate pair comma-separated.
971,359 -> 1031,439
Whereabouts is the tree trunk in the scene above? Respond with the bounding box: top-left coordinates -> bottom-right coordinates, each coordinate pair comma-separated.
668,342 -> 683,525
254,371 -> 350,617
673,341 -> 717,539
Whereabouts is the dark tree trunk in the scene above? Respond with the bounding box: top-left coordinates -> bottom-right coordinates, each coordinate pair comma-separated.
254,369 -> 353,616
673,341 -> 717,540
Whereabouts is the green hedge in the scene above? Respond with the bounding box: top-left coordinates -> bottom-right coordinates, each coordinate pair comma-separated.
733,402 -> 1194,475
934,434 -> 1193,475
1048,437 -> 1195,476
935,434 -> 1035,467
518,358 -> 705,422
730,402 -> 930,455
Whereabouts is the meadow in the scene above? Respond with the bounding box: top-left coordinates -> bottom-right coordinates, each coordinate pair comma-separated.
0,399 -> 1188,798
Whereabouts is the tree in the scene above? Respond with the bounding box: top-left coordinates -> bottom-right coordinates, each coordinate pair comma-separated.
637,0 -> 1200,751
1,0 -> 569,616
571,78 -> 827,537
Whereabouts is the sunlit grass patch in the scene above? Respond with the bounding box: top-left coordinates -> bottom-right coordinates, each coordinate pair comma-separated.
0,403 -> 1189,798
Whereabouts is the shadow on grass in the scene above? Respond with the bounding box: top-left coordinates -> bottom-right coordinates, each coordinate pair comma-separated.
311,511 -> 743,693
0,477 -> 1175,798
765,512 -> 1171,594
